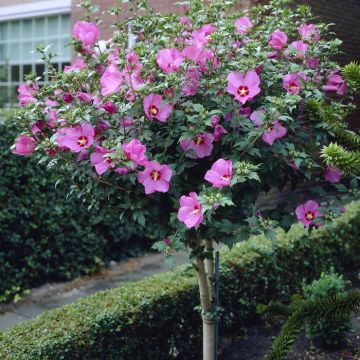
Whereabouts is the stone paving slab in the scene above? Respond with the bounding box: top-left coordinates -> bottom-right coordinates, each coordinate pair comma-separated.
13,303 -> 46,318
0,251 -> 189,332
0,312 -> 28,331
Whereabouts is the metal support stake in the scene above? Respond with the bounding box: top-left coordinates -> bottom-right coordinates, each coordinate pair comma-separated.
214,250 -> 220,360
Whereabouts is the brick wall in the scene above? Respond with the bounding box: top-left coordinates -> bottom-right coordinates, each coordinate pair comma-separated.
71,0 -> 181,39
71,0 -> 253,39
293,0 -> 360,64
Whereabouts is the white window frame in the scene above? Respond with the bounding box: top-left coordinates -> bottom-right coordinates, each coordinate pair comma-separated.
0,1 -> 71,105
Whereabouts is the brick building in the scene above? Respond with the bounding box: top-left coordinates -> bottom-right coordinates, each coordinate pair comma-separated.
0,0 -> 359,105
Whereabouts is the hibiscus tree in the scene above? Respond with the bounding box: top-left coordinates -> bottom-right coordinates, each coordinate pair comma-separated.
12,0 -> 359,359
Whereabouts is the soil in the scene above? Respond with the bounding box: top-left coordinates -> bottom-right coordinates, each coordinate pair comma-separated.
222,315 -> 360,359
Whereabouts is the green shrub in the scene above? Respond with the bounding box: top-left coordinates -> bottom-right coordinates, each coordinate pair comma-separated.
0,109 -> 155,302
1,200 -> 360,360
303,271 -> 352,347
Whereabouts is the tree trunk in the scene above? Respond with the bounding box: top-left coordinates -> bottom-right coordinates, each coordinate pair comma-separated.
195,239 -> 216,360
202,316 -> 215,360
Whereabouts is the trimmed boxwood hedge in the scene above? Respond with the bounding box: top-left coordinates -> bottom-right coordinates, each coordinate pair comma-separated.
1,200 -> 360,360
0,109 -> 153,302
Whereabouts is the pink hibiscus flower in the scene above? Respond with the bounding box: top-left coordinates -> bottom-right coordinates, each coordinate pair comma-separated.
90,146 -> 115,175
122,139 -> 148,167
324,166 -> 343,184
298,24 -> 320,43
100,63 -> 123,96
283,72 -> 308,94
235,17 -> 253,35
177,192 -> 203,228
250,109 -> 265,127
295,200 -> 321,227
77,92 -> 92,103
305,57 -> 319,70
56,123 -> 95,153
182,68 -> 201,96
205,159 -> 233,188
262,121 -> 287,145
182,45 -> 219,73
285,40 -> 308,59
72,21 -> 100,46
63,93 -> 74,103
192,24 -> 216,46
64,58 -> 87,72
102,101 -> 117,114
156,48 -> 184,74
227,70 -> 261,105
17,83 -> 37,107
213,125 -> 227,141
268,29 -> 288,50
12,134 -> 36,156
322,71 -> 348,96
137,161 -> 172,194
143,94 -> 173,122
180,133 -> 214,159
119,116 -> 134,129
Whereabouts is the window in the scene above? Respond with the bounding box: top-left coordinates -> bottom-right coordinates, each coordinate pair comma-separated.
0,14 -> 71,106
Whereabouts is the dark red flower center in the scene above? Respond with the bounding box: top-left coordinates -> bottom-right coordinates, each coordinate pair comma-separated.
191,205 -> 201,214
77,136 -> 88,147
150,170 -> 161,181
149,105 -> 159,116
104,157 -> 112,164
195,136 -> 204,146
305,211 -> 315,221
237,85 -> 249,97
289,82 -> 299,92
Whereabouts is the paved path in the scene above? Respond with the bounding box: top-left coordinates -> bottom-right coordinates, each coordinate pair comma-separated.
0,251 -> 189,331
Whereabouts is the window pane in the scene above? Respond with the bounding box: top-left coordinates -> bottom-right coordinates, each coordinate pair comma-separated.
22,41 -> 33,60
48,16 -> 59,36
10,21 -> 20,39
61,62 -> 70,71
10,43 -> 20,62
58,38 -> 70,60
0,44 -> 5,61
22,19 -> 33,39
61,15 -> 71,31
35,64 -> 45,78
0,65 -> 7,82
0,22 -> 8,41
23,64 -> 32,79
9,85 -> 18,104
0,85 -> 9,106
11,65 -> 20,82
35,18 -> 45,38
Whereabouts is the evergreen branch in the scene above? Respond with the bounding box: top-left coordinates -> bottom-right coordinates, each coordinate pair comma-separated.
342,62 -> 360,91
264,290 -> 360,360
265,309 -> 305,360
305,99 -> 360,151
321,143 -> 360,175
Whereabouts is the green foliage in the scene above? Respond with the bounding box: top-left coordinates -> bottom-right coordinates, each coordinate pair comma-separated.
342,62 -> 360,91
321,143 -> 360,175
12,0 -> 356,251
262,289 -> 360,360
1,200 -> 360,359
0,110 -> 154,302
303,271 -> 351,347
